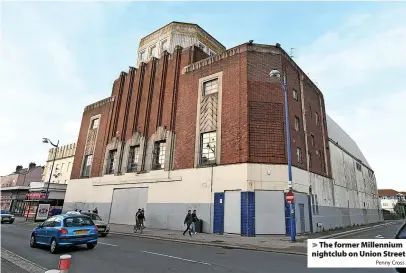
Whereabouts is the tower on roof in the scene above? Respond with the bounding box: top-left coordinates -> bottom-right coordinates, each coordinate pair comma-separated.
136,21 -> 226,67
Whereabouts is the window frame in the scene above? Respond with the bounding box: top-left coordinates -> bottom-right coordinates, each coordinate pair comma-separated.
106,150 -> 117,174
139,50 -> 146,62
152,141 -> 166,170
127,145 -> 140,173
160,39 -> 168,53
200,131 -> 217,165
292,89 -> 298,101
296,147 -> 302,163
149,44 -> 157,58
294,116 -> 300,132
202,78 -> 219,96
82,154 -> 93,178
91,118 -> 99,129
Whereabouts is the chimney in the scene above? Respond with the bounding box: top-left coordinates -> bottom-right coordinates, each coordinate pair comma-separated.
15,165 -> 23,173
29,162 -> 36,170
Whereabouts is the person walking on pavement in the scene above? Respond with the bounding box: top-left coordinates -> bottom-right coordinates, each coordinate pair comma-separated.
135,208 -> 141,229
183,210 -> 193,237
191,209 -> 199,234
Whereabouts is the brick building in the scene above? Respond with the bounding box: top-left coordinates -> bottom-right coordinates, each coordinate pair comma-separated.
64,22 -> 380,235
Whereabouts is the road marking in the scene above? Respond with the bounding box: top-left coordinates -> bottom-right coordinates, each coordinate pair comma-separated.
98,242 -> 118,247
375,235 -> 385,239
1,248 -> 47,273
141,250 -> 212,266
318,222 -> 397,239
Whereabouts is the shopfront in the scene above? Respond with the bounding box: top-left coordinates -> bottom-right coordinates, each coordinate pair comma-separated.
24,192 -> 65,220
0,187 -> 30,215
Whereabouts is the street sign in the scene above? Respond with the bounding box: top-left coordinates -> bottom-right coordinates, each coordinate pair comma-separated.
286,191 -> 295,204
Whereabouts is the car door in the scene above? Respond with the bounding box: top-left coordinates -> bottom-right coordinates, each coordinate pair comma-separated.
40,217 -> 56,245
35,221 -> 48,244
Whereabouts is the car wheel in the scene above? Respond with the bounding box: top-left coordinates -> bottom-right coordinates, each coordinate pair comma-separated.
8,221 -> 14,224
50,238 -> 59,254
100,233 -> 107,237
30,235 -> 36,248
87,243 -> 96,250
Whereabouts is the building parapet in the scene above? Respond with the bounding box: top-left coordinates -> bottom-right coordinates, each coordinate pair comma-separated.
84,96 -> 114,112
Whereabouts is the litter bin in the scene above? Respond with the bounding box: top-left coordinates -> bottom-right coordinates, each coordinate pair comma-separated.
195,219 -> 203,233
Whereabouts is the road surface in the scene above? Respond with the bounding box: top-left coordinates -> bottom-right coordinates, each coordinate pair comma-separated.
1,220 -> 400,273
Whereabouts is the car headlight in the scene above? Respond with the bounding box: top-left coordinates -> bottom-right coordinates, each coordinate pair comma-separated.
11,216 -> 15,218
107,225 -> 110,229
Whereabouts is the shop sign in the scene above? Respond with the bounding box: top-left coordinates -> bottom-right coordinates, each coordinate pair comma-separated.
26,192 -> 48,200
35,204 -> 51,221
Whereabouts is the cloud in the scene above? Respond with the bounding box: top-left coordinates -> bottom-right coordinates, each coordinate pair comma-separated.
297,7 -> 406,190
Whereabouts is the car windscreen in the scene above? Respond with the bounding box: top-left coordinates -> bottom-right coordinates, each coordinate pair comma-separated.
64,217 -> 94,227
91,214 -> 102,221
1,210 -> 9,214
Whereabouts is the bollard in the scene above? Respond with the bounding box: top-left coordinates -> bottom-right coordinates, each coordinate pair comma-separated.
58,254 -> 71,273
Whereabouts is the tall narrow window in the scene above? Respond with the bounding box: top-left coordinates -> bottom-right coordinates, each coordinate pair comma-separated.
91,118 -> 99,129
293,89 -> 298,101
106,150 -> 117,174
152,141 -> 166,170
82,154 -> 92,178
149,44 -> 157,58
200,132 -> 216,165
139,50 -> 146,62
203,79 -> 218,96
311,134 -> 315,147
308,153 -> 312,168
127,146 -> 140,173
294,116 -> 300,132
315,112 -> 319,126
296,147 -> 302,163
160,39 -> 168,52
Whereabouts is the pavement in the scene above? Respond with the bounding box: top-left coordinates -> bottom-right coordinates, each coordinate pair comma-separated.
1,219 -> 403,273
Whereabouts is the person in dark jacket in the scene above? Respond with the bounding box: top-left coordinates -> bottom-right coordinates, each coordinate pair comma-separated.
183,210 -> 193,237
93,207 -> 98,214
190,210 -> 199,234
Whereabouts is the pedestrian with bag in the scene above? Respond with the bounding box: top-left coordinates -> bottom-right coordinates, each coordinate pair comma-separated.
191,209 -> 199,234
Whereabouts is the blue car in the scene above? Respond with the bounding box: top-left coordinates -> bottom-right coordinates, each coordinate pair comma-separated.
30,212 -> 98,254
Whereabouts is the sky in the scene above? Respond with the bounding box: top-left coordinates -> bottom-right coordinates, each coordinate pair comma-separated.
1,1 -> 405,190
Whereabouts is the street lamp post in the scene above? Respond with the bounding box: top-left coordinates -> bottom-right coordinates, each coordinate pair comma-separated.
269,68 -> 296,242
43,138 -> 59,201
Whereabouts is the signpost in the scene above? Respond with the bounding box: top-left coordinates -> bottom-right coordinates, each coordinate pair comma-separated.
35,203 -> 50,221
286,191 -> 295,204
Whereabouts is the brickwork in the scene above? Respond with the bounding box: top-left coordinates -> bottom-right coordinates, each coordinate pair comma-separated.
71,97 -> 113,179
73,42 -> 331,179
